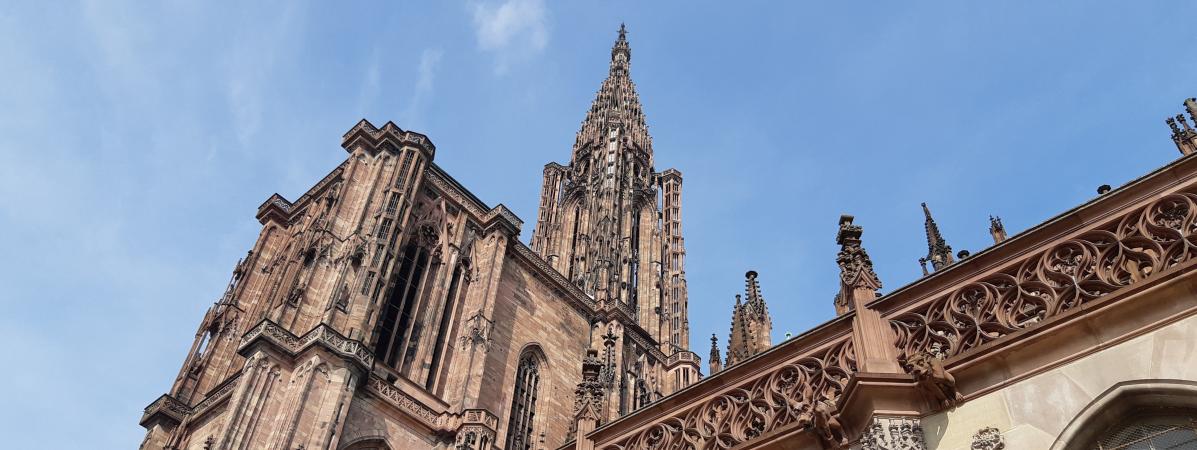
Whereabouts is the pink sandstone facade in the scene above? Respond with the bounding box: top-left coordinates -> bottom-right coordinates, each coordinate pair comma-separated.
141,27 -> 1197,450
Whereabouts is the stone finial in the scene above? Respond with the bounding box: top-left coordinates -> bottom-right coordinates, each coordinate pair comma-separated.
988,215 -> 1007,244
574,349 -> 605,421
708,334 -> 722,375
921,203 -> 955,274
1168,98 -> 1197,155
836,215 -> 882,304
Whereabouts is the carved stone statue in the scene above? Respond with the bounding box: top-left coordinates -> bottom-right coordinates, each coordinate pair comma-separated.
904,351 -> 962,409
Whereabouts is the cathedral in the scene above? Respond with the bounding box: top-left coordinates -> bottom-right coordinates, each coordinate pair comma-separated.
141,27 -> 1197,450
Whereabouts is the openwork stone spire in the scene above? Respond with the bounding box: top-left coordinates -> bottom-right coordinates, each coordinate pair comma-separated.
835,215 -> 882,315
920,203 -> 954,275
573,24 -> 653,160
726,271 -> 772,367
530,24 -> 692,359
1166,97 -> 1197,155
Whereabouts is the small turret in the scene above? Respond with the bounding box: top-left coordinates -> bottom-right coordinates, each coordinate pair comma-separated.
725,271 -> 773,367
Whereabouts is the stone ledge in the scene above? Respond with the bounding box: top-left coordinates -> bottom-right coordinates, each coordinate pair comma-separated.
238,319 -> 374,370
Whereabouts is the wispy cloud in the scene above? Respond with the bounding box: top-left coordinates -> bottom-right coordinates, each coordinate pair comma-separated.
223,3 -> 306,147
356,47 -> 383,114
401,48 -> 444,127
470,0 -> 549,73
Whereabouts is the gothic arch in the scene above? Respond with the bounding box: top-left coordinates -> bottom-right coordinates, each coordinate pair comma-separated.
1050,379 -> 1197,450
339,436 -> 392,450
503,344 -> 549,450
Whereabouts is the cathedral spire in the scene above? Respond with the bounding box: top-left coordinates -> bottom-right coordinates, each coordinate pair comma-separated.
919,203 -> 954,275
573,24 -> 653,160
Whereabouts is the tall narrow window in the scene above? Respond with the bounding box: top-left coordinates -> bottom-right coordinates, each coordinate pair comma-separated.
372,244 -> 429,368
426,264 -> 467,391
395,151 -> 413,189
628,211 -> 640,311
567,207 -> 582,279
505,352 -> 540,450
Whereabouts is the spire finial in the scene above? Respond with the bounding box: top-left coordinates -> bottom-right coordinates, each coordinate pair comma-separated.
611,23 -> 631,65
708,333 -> 722,374
921,202 -> 955,273
989,215 -> 1007,244
1169,98 -> 1197,156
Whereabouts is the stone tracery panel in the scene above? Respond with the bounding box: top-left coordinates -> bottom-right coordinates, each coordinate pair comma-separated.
602,338 -> 856,450
891,192 -> 1197,360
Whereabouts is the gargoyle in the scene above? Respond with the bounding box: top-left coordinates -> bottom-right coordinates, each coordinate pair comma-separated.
811,400 -> 846,449
904,350 -> 962,409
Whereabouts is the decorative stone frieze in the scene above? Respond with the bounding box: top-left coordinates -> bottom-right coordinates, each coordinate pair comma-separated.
600,336 -> 857,449
859,416 -> 927,450
366,375 -> 443,428
893,190 -> 1197,362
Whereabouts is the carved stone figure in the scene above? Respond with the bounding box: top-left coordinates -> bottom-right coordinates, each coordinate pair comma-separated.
812,400 -> 846,449
860,416 -> 927,450
904,351 -> 962,409
970,427 -> 1005,450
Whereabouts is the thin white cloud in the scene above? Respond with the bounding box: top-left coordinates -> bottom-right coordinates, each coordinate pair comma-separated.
401,48 -> 444,127
223,3 -> 306,147
356,47 -> 383,114
470,0 -> 549,73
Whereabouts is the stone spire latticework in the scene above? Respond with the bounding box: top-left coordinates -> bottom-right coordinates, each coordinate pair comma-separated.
726,271 -> 773,367
573,23 -> 653,159
920,203 -> 954,275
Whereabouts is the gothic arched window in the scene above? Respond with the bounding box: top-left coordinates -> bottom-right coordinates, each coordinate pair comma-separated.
504,351 -> 541,450
1092,416 -> 1197,449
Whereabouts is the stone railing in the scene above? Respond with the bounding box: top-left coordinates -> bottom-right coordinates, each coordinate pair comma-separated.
366,373 -> 499,440
665,350 -> 699,368
140,373 -> 241,428
594,331 -> 856,450
139,394 -> 191,427
889,188 -> 1197,361
239,320 -> 375,369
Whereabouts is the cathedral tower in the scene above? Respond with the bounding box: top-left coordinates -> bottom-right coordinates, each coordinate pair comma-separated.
531,25 -> 691,355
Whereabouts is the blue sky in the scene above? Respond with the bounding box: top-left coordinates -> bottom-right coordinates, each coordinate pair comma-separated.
2,1 -> 1195,447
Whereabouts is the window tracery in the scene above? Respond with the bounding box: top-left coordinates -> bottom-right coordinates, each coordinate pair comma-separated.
505,351 -> 541,450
